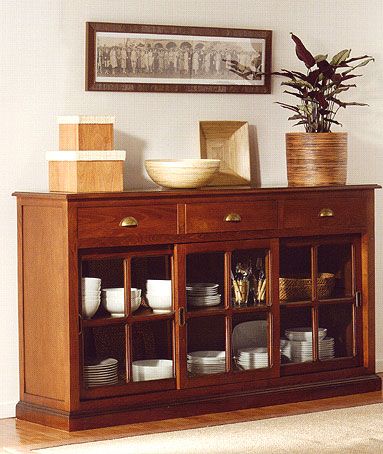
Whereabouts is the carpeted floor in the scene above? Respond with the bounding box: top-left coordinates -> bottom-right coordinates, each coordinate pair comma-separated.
34,403 -> 383,453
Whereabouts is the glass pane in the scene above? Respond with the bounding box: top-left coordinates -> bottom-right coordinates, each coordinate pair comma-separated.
318,303 -> 354,359
232,249 -> 269,307
232,313 -> 269,371
186,252 -> 224,311
83,325 -> 126,388
280,246 -> 312,303
132,255 -> 172,315
318,243 -> 353,299
187,316 -> 226,376
280,307 -> 313,364
81,258 -> 124,319
131,320 -> 174,381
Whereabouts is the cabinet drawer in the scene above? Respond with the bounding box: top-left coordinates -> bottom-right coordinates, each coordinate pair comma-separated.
185,201 -> 277,233
78,205 -> 178,240
282,196 -> 366,229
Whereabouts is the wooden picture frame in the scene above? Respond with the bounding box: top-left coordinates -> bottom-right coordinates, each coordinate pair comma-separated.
86,22 -> 272,94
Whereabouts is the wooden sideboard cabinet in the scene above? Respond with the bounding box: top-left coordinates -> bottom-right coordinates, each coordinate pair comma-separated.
14,185 -> 381,431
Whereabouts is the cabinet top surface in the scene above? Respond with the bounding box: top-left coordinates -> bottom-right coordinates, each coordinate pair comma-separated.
13,184 -> 380,201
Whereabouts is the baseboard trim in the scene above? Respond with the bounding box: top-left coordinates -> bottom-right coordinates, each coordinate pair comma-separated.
16,374 -> 382,431
376,359 -> 383,373
0,401 -> 16,419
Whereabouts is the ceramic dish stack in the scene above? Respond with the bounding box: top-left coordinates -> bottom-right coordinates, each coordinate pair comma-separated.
132,359 -> 173,382
101,287 -> 141,317
237,347 -> 269,370
186,283 -> 221,308
284,327 -> 335,362
83,357 -> 119,388
187,350 -> 226,375
146,279 -> 172,314
81,277 -> 101,319
232,320 -> 268,356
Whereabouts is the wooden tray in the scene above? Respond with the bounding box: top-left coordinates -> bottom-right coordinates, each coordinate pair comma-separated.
199,121 -> 250,186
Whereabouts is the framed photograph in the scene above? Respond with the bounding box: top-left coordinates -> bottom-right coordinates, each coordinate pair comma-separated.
86,22 -> 272,94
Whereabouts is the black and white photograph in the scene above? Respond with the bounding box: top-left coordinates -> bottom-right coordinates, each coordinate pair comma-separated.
86,23 -> 272,93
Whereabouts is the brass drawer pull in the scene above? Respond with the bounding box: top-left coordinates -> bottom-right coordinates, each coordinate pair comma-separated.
225,213 -> 242,223
319,208 -> 334,218
120,216 -> 138,227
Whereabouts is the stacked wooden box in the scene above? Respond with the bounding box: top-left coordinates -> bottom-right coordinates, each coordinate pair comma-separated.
47,116 -> 125,192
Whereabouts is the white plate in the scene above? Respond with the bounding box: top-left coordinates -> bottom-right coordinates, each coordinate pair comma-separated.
188,350 -> 225,359
84,357 -> 118,366
232,321 -> 268,356
285,327 -> 327,341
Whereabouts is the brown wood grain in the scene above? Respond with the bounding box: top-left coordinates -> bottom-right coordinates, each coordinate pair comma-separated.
77,204 -> 178,239
185,200 -> 277,233
59,124 -> 114,150
49,161 -> 123,192
13,185 -> 380,431
281,195 -> 366,229
21,203 -> 70,410
286,132 -> 348,186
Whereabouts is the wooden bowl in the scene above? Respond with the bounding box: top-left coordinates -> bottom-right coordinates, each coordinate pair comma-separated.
145,159 -> 220,189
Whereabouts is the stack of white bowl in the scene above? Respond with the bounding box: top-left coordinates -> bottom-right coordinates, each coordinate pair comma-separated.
83,357 -> 119,387
146,280 -> 172,314
81,277 -> 101,319
187,350 -> 226,375
237,347 -> 269,369
101,288 -> 141,317
132,359 -> 173,381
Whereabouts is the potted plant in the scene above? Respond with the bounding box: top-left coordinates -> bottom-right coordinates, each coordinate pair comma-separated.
227,34 -> 374,186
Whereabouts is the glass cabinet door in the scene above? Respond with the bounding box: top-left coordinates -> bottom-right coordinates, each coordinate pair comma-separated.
176,239 -> 278,388
280,237 -> 362,375
79,249 -> 176,398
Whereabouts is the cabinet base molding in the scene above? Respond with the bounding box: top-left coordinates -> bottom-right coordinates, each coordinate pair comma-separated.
16,374 -> 381,431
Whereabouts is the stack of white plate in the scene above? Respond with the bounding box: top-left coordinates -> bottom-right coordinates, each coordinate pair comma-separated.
83,357 -> 118,387
283,327 -> 335,362
132,359 -> 173,381
289,338 -> 335,362
187,350 -> 226,375
81,277 -> 101,319
237,347 -> 269,370
187,283 -> 221,307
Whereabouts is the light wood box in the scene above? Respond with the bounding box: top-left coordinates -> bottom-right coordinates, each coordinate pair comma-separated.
58,116 -> 115,151
199,121 -> 250,186
47,150 -> 125,193
49,161 -> 123,192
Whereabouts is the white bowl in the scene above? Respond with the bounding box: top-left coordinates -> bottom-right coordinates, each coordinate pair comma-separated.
82,277 -> 101,292
146,293 -> 172,314
285,327 -> 327,341
144,159 -> 220,189
146,279 -> 172,287
101,290 -> 141,316
82,290 -> 101,296
132,359 -> 173,381
82,298 -> 100,319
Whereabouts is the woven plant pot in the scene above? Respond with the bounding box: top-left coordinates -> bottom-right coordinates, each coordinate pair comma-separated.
286,132 -> 347,186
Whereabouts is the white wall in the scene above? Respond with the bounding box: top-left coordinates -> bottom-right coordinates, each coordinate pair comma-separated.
1,0 -> 382,418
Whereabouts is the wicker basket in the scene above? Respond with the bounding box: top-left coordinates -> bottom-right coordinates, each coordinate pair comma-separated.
279,273 -> 336,301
